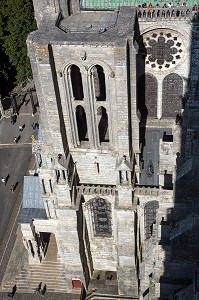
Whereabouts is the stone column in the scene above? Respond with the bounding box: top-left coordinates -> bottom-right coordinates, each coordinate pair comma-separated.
129,39 -> 140,154
64,70 -> 79,146
157,78 -> 163,119
81,69 -> 95,147
105,73 -> 114,145
88,70 -> 99,148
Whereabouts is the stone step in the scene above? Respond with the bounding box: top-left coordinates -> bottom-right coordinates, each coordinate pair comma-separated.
1,259 -> 69,293
2,277 -> 68,293
15,273 -> 66,280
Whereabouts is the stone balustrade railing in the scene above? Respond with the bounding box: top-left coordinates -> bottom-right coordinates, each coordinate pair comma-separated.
137,7 -> 199,22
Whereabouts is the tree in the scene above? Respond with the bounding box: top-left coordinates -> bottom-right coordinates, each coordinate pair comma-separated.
0,0 -> 37,89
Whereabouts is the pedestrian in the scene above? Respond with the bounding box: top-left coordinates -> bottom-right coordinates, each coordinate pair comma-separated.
1,177 -> 5,185
14,136 -> 21,143
34,282 -> 42,295
19,125 -> 23,132
40,284 -> 47,297
10,185 -> 15,193
5,174 -> 10,185
35,121 -> 39,129
7,284 -> 17,298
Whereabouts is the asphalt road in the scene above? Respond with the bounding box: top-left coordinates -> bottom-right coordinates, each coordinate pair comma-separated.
0,93 -> 38,244
0,145 -> 32,242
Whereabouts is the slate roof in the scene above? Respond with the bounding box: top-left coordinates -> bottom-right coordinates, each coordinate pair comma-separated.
19,176 -> 47,224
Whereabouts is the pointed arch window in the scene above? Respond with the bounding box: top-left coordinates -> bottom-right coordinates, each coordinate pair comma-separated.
71,65 -> 84,100
91,65 -> 106,101
162,73 -> 183,117
76,105 -> 88,142
97,106 -> 109,143
91,197 -> 112,237
138,74 -> 158,118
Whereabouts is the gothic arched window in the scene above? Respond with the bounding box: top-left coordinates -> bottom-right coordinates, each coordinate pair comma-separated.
91,65 -> 106,101
71,65 -> 84,100
138,74 -> 158,118
162,73 -> 183,117
144,201 -> 159,240
97,106 -> 109,143
76,105 -> 88,142
91,197 -> 112,237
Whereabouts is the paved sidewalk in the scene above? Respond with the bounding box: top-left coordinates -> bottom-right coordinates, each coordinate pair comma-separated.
0,291 -> 80,300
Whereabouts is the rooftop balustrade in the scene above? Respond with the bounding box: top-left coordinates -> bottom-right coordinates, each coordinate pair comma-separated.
137,7 -> 199,21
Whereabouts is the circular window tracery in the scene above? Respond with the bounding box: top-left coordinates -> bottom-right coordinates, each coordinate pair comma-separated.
140,29 -> 185,71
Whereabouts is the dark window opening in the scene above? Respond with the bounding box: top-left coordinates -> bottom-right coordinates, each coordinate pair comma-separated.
71,65 -> 84,100
67,0 -> 72,16
55,170 -> 60,183
144,201 -> 159,240
97,106 -> 109,143
164,172 -> 173,189
92,65 -> 106,101
76,105 -> 88,142
62,170 -> 66,180
39,232 -> 51,257
49,179 -> 53,193
95,162 -> 99,173
42,179 -> 46,194
163,132 -> 173,142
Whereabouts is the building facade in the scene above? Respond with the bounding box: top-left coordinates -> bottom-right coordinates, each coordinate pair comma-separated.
16,1 -> 199,299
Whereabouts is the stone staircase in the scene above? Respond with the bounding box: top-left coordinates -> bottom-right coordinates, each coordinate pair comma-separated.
2,233 -> 69,293
2,259 -> 68,293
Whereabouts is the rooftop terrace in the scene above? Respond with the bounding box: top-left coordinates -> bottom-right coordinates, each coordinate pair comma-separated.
80,0 -> 198,10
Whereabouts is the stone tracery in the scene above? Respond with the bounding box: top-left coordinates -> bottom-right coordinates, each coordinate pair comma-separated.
140,29 -> 184,71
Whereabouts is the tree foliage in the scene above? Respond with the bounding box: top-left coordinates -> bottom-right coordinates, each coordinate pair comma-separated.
0,0 -> 37,94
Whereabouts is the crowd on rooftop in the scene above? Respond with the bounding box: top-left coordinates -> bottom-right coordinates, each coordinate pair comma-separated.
137,2 -> 199,17
138,3 -> 199,10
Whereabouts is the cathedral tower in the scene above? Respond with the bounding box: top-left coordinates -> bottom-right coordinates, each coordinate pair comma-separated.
26,1 -> 140,298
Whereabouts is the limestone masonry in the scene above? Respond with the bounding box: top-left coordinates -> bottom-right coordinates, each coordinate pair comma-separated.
7,1 -> 199,299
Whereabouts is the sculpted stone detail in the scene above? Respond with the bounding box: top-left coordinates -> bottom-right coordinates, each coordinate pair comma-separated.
140,30 -> 184,71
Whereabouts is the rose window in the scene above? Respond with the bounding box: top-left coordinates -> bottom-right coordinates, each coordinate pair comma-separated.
139,30 -> 184,71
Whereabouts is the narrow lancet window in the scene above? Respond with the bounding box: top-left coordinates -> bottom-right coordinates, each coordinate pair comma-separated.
71,65 -> 84,100
97,106 -> 109,143
92,65 -> 106,101
76,105 -> 88,142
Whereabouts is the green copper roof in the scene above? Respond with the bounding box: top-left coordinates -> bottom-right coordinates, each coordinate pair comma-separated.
80,0 -> 197,10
